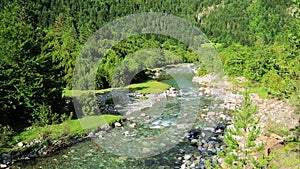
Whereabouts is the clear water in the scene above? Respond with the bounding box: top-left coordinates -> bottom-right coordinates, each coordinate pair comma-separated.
14,64 -> 217,169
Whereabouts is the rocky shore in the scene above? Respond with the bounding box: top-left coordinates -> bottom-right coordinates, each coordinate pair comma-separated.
190,73 -> 299,168
2,72 -> 298,169
193,74 -> 298,135
0,136 -> 90,168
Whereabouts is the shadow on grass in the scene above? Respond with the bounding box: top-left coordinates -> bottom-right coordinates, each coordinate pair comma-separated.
128,86 -> 148,93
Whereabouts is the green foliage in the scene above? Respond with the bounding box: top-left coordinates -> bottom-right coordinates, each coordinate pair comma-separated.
0,125 -> 14,149
264,119 -> 291,137
111,49 -> 182,87
0,2 -> 66,126
197,66 -> 208,76
29,104 -> 59,127
95,35 -> 193,89
219,40 -> 299,98
6,114 -> 124,153
261,69 -> 286,96
223,92 -> 266,168
267,142 -> 300,169
74,93 -> 98,117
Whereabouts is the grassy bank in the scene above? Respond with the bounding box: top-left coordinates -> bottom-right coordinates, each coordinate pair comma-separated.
1,115 -> 124,154
228,77 -> 269,99
63,80 -> 171,96
2,80 -> 170,154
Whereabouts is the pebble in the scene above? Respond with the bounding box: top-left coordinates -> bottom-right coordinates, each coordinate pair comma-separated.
184,154 -> 192,160
17,142 -> 24,147
191,139 -> 198,144
207,112 -> 216,116
203,127 -> 215,132
114,122 -> 121,127
129,123 -> 137,128
0,164 -> 7,168
161,121 -> 171,127
177,157 -> 182,161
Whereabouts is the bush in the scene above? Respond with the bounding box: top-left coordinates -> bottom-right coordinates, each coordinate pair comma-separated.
29,104 -> 59,127
0,124 -> 14,148
74,92 -> 98,117
197,66 -> 208,76
261,69 -> 285,97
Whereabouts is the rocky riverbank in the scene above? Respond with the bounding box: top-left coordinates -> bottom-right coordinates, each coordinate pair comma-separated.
0,136 -> 90,168
2,71 -> 297,169
193,73 -> 299,136
191,73 -> 299,168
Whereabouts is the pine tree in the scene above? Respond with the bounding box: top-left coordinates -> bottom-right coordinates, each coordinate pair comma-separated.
222,91 -> 266,168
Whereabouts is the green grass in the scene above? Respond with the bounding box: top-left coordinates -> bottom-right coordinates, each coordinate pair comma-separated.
8,115 -> 124,152
268,142 -> 300,169
128,80 -> 170,94
63,80 -> 170,97
63,88 -> 113,97
264,121 -> 291,137
229,78 -> 269,99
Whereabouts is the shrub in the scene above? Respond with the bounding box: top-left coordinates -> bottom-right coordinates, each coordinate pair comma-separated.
29,104 -> 59,127
198,66 -> 208,76
0,124 -> 14,148
261,69 -> 285,97
74,92 -> 98,117
222,91 -> 267,168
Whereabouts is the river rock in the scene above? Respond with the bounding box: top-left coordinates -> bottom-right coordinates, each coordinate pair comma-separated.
203,127 -> 215,132
161,121 -> 170,127
124,131 -> 129,136
129,123 -> 137,128
207,112 -> 216,116
17,142 -> 24,147
114,122 -> 121,127
186,129 -> 202,139
150,125 -> 161,129
191,139 -> 198,145
1,153 -> 11,164
0,164 -> 7,168
184,154 -> 192,160
100,124 -> 111,130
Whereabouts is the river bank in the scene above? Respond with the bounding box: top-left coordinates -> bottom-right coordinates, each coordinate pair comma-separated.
192,73 -> 299,168
0,80 -> 170,168
2,67 -> 298,168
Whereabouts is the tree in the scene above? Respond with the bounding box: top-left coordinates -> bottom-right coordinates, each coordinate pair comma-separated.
0,3 -> 65,127
222,92 -> 266,168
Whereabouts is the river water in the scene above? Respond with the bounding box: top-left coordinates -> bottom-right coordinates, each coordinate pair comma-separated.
14,64 -> 223,169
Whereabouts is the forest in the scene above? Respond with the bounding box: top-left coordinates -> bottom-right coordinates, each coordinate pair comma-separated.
0,0 -> 299,167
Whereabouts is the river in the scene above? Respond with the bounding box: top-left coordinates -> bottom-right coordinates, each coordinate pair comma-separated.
13,64 -> 227,169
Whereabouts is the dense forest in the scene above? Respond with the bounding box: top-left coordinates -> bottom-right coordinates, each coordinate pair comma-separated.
0,0 -> 299,151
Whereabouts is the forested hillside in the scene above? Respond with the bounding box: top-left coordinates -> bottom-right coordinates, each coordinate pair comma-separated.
0,0 -> 299,146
